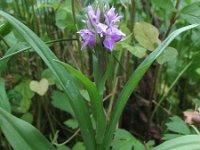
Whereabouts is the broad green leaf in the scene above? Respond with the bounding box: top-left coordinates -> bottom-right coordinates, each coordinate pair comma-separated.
180,3 -> 200,24
134,22 -> 161,51
192,98 -> 200,107
152,0 -> 174,10
42,69 -> 57,85
57,146 -> 71,150
14,80 -> 35,113
72,142 -> 85,150
29,78 -> 49,96
64,119 -> 79,129
153,135 -> 200,150
51,90 -> 74,117
156,47 -> 178,64
112,129 -> 145,150
166,116 -> 191,135
103,24 -> 200,150
0,107 -> 56,150
121,43 -> 147,58
0,78 -> 11,112
55,9 -> 73,30
0,11 -> 96,150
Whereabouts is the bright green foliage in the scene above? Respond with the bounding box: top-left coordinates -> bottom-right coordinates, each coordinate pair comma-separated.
134,22 -> 161,51
111,129 -> 145,150
157,47 -> 178,64
29,78 -> 49,96
51,90 -> 75,116
13,80 -> 35,113
153,135 -> 200,150
121,43 -> 147,58
162,116 -> 191,140
0,107 -> 56,150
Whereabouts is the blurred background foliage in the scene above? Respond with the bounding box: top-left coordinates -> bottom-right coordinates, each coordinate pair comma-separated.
0,0 -> 200,149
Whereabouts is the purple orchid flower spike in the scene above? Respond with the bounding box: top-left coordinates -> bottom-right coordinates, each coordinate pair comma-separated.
77,5 -> 125,51
77,29 -> 96,49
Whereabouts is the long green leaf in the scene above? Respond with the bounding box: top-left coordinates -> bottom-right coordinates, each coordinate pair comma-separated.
54,60 -> 106,145
0,79 -> 11,112
153,135 -> 200,150
0,10 -> 96,150
103,24 -> 200,150
0,107 -> 55,150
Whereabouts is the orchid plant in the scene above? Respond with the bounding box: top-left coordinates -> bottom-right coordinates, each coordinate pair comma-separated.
0,1 -> 199,150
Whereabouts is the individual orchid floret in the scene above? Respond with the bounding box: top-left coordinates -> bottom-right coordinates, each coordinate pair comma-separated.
87,5 -> 101,27
105,6 -> 123,26
103,27 -> 125,51
77,29 -> 96,49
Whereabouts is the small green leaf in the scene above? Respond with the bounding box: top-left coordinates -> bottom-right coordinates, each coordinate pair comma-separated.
134,22 -> 161,51
121,43 -> 147,58
42,69 -> 57,85
166,116 -> 191,135
29,78 -> 49,96
21,112 -> 33,124
57,146 -> 71,150
192,98 -> 200,107
64,119 -> 78,129
14,80 -> 35,113
195,68 -> 200,75
72,142 -> 85,150
51,91 -> 74,117
112,129 -> 145,150
0,78 -> 11,112
80,90 -> 90,101
156,47 -> 178,64
180,3 -> 200,24
55,9 -> 74,30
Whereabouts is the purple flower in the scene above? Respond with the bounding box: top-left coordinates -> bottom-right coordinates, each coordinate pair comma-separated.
103,27 -> 125,51
77,5 -> 125,51
105,7 -> 123,26
87,5 -> 100,27
77,29 -> 96,49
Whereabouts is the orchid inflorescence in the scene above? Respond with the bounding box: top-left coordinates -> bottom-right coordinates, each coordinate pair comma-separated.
77,5 -> 125,51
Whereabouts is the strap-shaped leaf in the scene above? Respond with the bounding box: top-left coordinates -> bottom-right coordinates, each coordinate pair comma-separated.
103,24 -> 200,150
54,60 -> 106,145
0,79 -> 11,112
0,10 -> 96,150
153,135 -> 200,150
0,107 -> 55,150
